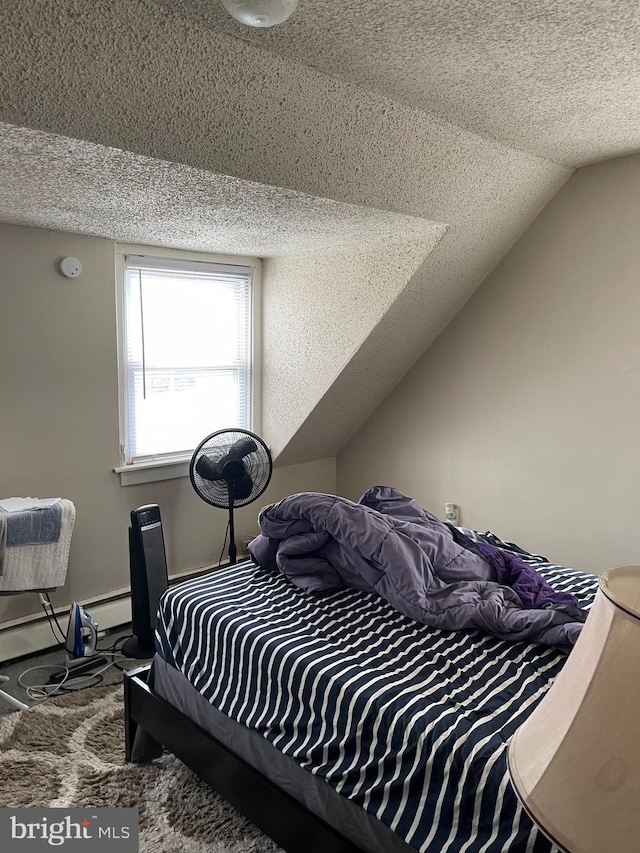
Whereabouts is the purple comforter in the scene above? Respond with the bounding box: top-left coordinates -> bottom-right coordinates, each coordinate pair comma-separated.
249,486 -> 587,651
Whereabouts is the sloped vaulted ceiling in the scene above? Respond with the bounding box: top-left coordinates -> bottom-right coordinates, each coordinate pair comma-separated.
1,0 -> 638,464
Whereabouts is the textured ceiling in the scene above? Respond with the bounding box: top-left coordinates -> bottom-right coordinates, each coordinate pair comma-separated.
144,0 -> 640,167
0,124 -> 442,256
0,0 -> 581,466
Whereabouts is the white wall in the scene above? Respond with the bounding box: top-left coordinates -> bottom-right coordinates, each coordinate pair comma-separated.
338,153 -> 640,574
0,223 -> 336,626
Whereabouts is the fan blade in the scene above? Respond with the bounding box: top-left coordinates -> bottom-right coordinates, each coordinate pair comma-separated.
189,429 -> 272,509
231,471 -> 254,501
229,436 -> 258,459
195,454 -> 225,481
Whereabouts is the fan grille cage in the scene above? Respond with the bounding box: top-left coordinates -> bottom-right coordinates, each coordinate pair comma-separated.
189,429 -> 272,508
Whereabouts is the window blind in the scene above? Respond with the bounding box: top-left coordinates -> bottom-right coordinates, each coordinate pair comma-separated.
123,255 -> 252,464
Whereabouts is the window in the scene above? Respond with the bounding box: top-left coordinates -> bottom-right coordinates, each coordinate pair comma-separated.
117,250 -> 259,477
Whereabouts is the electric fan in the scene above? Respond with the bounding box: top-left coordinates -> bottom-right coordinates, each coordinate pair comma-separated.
189,428 -> 273,565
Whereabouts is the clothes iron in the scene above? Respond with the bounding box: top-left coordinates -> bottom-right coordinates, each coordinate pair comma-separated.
65,602 -> 98,659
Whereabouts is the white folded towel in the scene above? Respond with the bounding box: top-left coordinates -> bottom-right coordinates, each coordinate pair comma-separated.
0,497 -> 61,513
0,499 -> 76,592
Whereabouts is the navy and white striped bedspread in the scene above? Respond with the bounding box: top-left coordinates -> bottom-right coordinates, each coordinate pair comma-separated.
155,539 -> 598,853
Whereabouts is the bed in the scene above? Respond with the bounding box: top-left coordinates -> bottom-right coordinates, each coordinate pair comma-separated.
124,528 -> 597,853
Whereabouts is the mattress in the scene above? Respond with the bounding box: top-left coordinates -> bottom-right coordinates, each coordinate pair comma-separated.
155,534 -> 598,853
151,653 -> 414,853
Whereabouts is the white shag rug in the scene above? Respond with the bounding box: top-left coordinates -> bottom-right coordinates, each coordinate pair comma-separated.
0,677 -> 283,852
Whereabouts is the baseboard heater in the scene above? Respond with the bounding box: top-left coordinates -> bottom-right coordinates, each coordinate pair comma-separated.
0,560 -> 227,663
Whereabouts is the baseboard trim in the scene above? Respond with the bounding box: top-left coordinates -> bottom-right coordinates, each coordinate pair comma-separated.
0,597 -> 133,663
0,559 -> 234,663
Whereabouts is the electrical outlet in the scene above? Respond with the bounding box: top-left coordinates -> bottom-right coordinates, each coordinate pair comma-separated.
444,503 -> 459,526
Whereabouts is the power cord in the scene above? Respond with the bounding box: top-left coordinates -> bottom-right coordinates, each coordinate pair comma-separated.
18,654 -> 129,703
99,633 -> 133,655
98,633 -> 135,672
18,664 -> 72,702
38,593 -> 66,647
39,592 -> 136,657
21,593 -> 140,703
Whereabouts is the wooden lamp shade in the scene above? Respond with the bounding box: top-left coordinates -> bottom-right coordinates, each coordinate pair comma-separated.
508,565 -> 640,853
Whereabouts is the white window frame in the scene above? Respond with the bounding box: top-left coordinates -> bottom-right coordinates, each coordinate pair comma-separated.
114,243 -> 262,486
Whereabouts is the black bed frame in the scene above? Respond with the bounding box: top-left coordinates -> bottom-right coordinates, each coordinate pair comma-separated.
124,665 -> 367,853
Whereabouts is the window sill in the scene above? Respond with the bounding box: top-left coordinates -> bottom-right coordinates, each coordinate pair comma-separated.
114,457 -> 190,486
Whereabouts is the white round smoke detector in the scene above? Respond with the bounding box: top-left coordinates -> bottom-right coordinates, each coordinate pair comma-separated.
220,0 -> 299,28
59,257 -> 83,278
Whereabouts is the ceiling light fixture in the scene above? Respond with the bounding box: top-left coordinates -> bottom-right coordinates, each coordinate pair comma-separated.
220,0 -> 300,28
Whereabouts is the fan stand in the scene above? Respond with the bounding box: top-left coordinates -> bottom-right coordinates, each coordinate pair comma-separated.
227,494 -> 237,566
189,429 -> 273,568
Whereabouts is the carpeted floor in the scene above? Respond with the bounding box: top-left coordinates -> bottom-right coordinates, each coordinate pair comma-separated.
0,675 -> 283,852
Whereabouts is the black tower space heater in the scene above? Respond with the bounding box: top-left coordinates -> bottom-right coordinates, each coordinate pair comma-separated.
122,504 -> 169,659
